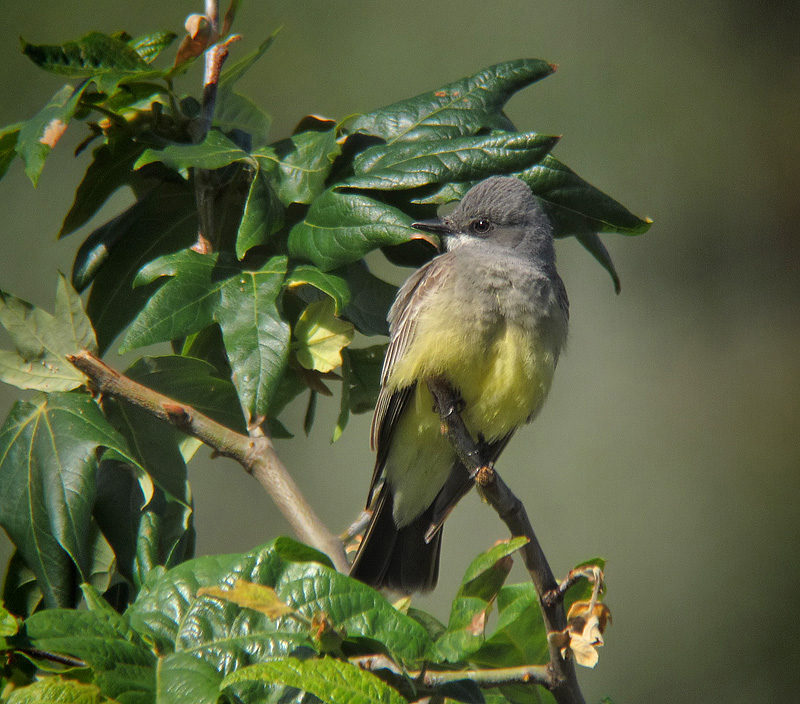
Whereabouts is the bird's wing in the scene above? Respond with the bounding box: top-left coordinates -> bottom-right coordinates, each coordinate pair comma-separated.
365,254 -> 453,505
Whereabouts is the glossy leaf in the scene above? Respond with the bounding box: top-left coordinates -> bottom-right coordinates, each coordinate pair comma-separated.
285,264 -> 351,315
258,128 -> 341,205
235,168 -> 284,259
134,130 -> 253,175
222,657 -> 407,704
288,188 -> 415,271
120,249 -> 241,351
21,32 -> 152,77
156,651 -> 225,704
349,58 -> 554,142
60,137 -> 146,238
217,256 -> 290,422
82,182 -> 198,352
214,90 -> 272,149
0,392 -> 140,608
344,131 -> 559,191
16,84 -> 87,186
293,298 -> 354,373
0,275 -> 97,392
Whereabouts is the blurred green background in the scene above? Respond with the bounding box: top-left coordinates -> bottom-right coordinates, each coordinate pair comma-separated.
1,1 -> 798,702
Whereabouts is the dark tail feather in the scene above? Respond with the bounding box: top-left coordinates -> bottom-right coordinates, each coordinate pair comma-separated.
349,485 -> 442,594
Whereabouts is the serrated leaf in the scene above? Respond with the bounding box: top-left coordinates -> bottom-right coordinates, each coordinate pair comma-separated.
222,657 -> 407,704
0,275 -> 97,392
135,130 -> 252,175
128,31 -> 178,63
217,256 -> 291,422
343,131 -> 558,191
349,58 -> 554,143
235,168 -> 284,258
80,182 -> 198,352
0,392 -> 141,608
60,137 -> 146,238
288,188 -> 415,271
285,265 -> 351,315
16,84 -> 87,186
293,298 -> 354,373
24,608 -> 156,702
6,677 -> 103,704
258,128 -> 341,205
120,249 -> 240,351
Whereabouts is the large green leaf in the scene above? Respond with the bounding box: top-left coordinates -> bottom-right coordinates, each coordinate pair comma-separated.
0,275 -> 97,392
60,137 -> 146,238
217,256 -> 291,422
222,657 -> 407,704
288,188 -> 415,271
134,130 -> 253,176
349,58 -> 554,142
16,84 -> 87,186
120,249 -> 241,351
285,264 -> 351,315
235,168 -> 284,259
23,608 -> 156,702
435,538 -> 526,663
82,182 -> 198,352
5,678 -> 104,704
0,392 -> 140,609
257,128 -> 341,205
214,91 -> 273,149
344,131 -> 558,191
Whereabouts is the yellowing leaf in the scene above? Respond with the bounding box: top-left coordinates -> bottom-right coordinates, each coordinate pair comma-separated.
197,579 -> 295,619
293,298 -> 354,373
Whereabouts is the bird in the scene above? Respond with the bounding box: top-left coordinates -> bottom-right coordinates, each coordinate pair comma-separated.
349,176 -> 569,594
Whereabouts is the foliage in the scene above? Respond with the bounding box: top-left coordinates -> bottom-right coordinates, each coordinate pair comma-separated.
0,7 -> 645,703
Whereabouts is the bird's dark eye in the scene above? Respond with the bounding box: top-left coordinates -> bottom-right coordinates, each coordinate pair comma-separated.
471,218 -> 492,234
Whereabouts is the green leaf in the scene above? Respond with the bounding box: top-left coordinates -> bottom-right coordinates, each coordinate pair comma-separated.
235,168 -> 284,259
293,298 -> 354,373
0,123 -> 21,182
259,128 -> 341,205
24,608 -> 156,702
127,31 -> 178,64
285,264 -> 351,315
435,538 -> 525,663
135,130 -> 253,175
344,345 -> 385,414
216,256 -> 291,423
0,275 -> 97,392
60,137 -> 146,238
157,651 -> 224,704
339,261 -> 396,337
0,392 -> 141,609
349,58 -> 554,142
222,657 -> 407,704
21,32 -> 152,77
344,131 -> 559,191
120,249 -> 241,351
288,188 -> 415,271
0,600 -> 19,637
217,33 -> 279,93
16,84 -> 87,186
2,550 -> 43,617
6,677 -> 104,704
80,182 -> 198,352
213,91 -> 272,149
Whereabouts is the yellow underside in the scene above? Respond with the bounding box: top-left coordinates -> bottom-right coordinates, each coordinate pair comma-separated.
385,318 -> 558,526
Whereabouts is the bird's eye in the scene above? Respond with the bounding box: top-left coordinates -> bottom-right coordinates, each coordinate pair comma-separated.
471,218 -> 492,234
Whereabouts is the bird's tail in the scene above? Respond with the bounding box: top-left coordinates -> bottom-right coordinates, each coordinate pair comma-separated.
349,484 -> 442,594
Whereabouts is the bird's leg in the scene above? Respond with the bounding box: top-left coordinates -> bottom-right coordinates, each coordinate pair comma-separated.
426,377 -> 484,477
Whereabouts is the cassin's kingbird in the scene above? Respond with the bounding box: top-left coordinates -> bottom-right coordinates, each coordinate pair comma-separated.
349,176 -> 569,593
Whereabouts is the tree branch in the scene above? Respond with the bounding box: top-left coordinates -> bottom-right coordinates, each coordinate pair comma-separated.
67,350 -> 348,573
426,377 -> 586,704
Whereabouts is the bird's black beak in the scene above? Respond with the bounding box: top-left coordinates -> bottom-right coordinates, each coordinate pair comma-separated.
411,219 -> 452,236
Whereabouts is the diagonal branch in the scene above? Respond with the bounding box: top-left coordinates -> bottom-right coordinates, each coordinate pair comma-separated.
67,350 -> 348,573
426,377 -> 586,704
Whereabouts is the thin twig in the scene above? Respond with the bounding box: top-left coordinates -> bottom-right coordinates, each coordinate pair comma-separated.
426,377 -> 586,704
67,350 -> 348,573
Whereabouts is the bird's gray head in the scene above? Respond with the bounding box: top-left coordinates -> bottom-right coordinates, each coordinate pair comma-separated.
412,176 -> 555,262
